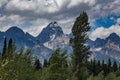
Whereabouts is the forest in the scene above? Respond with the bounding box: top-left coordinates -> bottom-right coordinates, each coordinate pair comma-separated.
0,12 -> 120,80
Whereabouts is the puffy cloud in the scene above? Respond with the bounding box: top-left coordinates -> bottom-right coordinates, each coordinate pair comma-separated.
23,18 -> 49,36
0,0 -> 8,8
6,0 -> 61,14
88,0 -> 120,19
6,0 -> 72,16
90,25 -> 120,41
0,14 -> 25,31
0,0 -> 120,36
68,0 -> 96,8
116,18 -> 120,24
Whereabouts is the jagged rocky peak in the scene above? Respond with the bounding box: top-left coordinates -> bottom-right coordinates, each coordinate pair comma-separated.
36,21 -> 64,43
48,21 -> 59,28
107,33 -> 119,39
106,33 -> 120,45
46,21 -> 63,35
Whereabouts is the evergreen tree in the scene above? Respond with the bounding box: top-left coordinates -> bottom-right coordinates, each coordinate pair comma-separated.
70,12 -> 91,80
112,60 -> 118,72
42,49 -> 69,80
119,64 -> 120,71
94,59 -> 102,76
108,58 -> 112,73
97,60 -> 102,74
7,38 -> 14,59
87,59 -> 93,75
34,58 -> 42,70
90,59 -> 101,76
102,60 -> 105,68
49,48 -> 61,67
2,37 -> 7,61
102,61 -> 108,76
92,58 -> 97,75
43,59 -> 48,67
0,43 -> 36,80
49,48 -> 68,68
97,60 -> 101,67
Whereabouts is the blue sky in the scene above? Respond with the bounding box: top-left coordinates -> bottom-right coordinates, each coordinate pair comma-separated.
0,0 -> 120,40
94,14 -> 120,28
90,14 -> 120,40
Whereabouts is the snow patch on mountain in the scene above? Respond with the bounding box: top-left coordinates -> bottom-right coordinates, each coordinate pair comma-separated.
44,35 -> 69,50
93,47 -> 102,52
50,34 -> 55,41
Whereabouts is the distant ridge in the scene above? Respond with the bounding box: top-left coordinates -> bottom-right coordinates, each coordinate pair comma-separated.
0,22 -> 120,63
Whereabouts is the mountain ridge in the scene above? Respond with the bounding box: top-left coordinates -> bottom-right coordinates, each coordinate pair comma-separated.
0,22 -> 120,63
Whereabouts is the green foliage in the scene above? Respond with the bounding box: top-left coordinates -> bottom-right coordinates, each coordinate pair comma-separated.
0,38 -> 37,80
1,38 -> 16,61
89,59 -> 119,76
87,72 -> 104,80
108,58 -> 112,73
105,72 -> 116,80
49,48 -> 68,68
70,11 -> 91,80
0,48 -> 36,80
87,72 -> 120,80
88,59 -> 102,76
43,48 -> 70,80
41,64 -> 70,80
7,38 -> 16,60
0,38 -> 72,80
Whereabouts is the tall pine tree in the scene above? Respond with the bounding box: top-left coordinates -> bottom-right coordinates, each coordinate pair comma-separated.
2,37 -> 7,61
70,12 -> 91,80
108,58 -> 112,73
6,38 -> 16,60
34,58 -> 42,70
112,60 -> 118,72
7,38 -> 13,59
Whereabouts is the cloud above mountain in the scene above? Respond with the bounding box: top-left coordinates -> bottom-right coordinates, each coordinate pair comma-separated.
117,18 -> 120,24
0,0 -> 120,36
90,24 -> 120,41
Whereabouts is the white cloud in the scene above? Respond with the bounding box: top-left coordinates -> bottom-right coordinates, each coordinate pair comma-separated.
90,24 -> 120,41
0,0 -> 8,8
0,14 -> 26,32
24,18 -> 49,36
6,0 -> 63,15
110,17 -> 114,20
68,0 -> 96,8
23,25 -> 46,37
116,18 -> 120,24
0,0 -> 120,37
88,0 -> 120,19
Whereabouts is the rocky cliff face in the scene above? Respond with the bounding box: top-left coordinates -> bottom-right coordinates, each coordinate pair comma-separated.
36,21 -> 64,43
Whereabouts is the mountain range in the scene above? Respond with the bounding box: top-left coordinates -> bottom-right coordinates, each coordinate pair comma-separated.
0,21 -> 120,63
88,33 -> 120,63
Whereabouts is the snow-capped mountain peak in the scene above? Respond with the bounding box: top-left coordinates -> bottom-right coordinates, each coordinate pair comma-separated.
48,21 -> 59,28
36,21 -> 64,43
